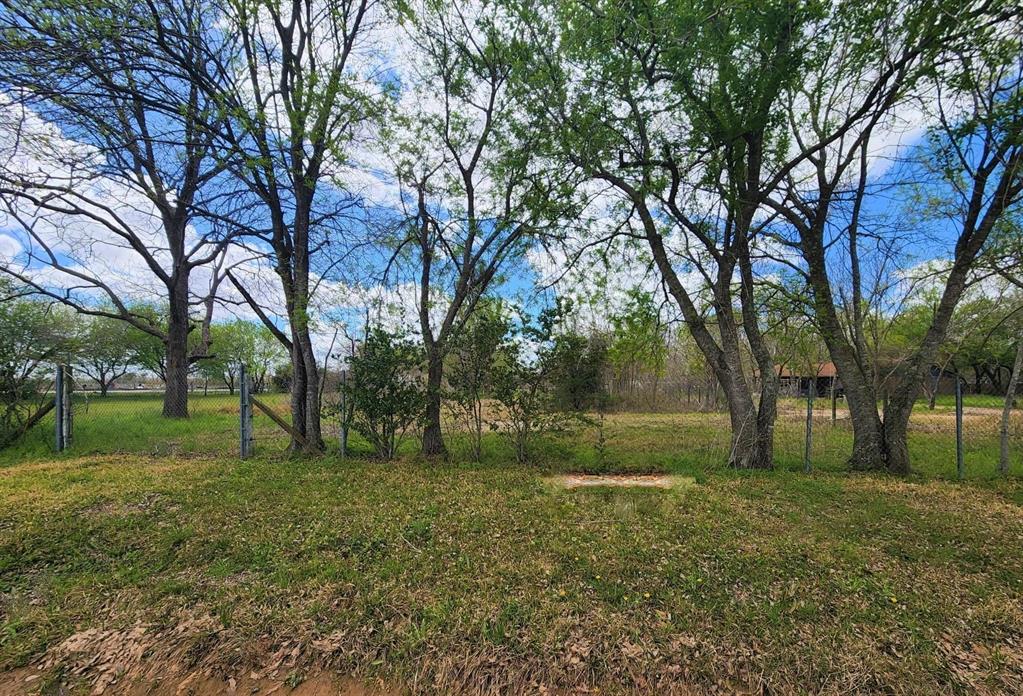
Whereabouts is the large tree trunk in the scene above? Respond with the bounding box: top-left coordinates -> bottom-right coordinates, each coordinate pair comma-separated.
288,338 -> 308,451
422,348 -> 447,457
163,274 -> 190,418
716,332 -> 773,470
1000,340 -> 1023,475
723,392 -> 773,469
297,326 -> 323,453
290,198 -> 324,454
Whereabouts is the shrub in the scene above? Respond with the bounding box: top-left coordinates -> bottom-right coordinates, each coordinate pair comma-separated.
343,327 -> 425,459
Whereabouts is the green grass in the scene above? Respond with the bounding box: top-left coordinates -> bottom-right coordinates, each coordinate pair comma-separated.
1,395 -> 1023,693
0,391 -> 294,464
929,393 -> 1009,410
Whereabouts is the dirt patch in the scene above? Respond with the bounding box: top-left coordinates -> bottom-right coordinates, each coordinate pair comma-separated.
552,474 -> 692,489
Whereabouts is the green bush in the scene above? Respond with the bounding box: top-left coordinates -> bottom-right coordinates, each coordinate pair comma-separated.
342,328 -> 425,459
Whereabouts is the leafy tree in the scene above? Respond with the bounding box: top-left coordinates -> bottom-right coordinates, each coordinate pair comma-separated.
446,301 -> 511,462
189,0 -> 389,452
194,321 -> 290,394
518,0 -> 823,468
195,349 -> 229,395
760,0 -> 1022,474
0,282 -> 76,445
549,332 -> 608,412
982,217 -> 1023,474
248,327 -> 288,394
388,0 -> 581,457
75,315 -> 136,396
607,290 -> 667,408
212,322 -> 242,392
343,328 -> 426,460
490,302 -> 581,463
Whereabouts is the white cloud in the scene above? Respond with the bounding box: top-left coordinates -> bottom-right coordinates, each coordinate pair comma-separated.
0,232 -> 19,262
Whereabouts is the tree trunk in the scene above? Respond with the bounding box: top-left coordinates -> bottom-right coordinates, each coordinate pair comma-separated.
881,408 -> 913,476
1000,340 -> 1023,475
422,348 -> 447,457
163,276 -> 190,418
297,327 -> 323,453
725,402 -> 773,469
288,339 -> 308,452
288,195 -> 324,455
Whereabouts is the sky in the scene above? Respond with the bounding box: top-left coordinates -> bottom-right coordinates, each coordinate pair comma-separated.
0,1 -> 1014,372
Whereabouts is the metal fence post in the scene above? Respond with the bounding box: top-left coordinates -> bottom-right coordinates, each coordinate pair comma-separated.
63,365 -> 73,448
804,379 -> 815,473
339,370 -> 348,461
955,374 -> 964,480
54,364 -> 64,452
240,364 -> 252,458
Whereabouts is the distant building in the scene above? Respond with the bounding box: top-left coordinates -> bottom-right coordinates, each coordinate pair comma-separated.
776,362 -> 839,397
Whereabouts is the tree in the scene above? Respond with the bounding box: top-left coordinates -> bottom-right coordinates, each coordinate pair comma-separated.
0,280 -> 76,445
197,320 -> 286,394
983,218 -> 1023,474
549,332 -> 607,412
490,302 -> 581,463
342,327 -> 425,460
75,315 -> 135,395
0,0 -> 236,417
388,0 -> 580,457
607,290 -> 667,409
446,301 -> 510,462
248,326 -> 288,394
207,321 -> 249,394
761,1 -> 1023,473
519,0 -> 820,468
188,0 -> 388,452
126,312 -> 175,383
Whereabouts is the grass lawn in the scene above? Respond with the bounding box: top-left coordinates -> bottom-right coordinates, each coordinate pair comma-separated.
1,394 -> 1023,694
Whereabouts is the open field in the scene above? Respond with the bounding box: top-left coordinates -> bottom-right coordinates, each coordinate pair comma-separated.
2,395 -> 1023,694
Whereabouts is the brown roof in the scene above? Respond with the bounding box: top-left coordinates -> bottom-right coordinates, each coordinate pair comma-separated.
776,362 -> 838,378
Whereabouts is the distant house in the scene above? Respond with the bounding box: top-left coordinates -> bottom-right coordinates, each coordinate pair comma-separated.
776,362 -> 840,397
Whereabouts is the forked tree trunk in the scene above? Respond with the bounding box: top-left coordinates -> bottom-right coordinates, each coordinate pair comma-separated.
725,400 -> 774,469
642,215 -> 774,470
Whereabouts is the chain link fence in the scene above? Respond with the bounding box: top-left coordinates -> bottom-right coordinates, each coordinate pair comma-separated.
2,364 -> 1020,480
768,390 -> 1022,478
0,362 -> 60,455
1,364 -> 297,459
